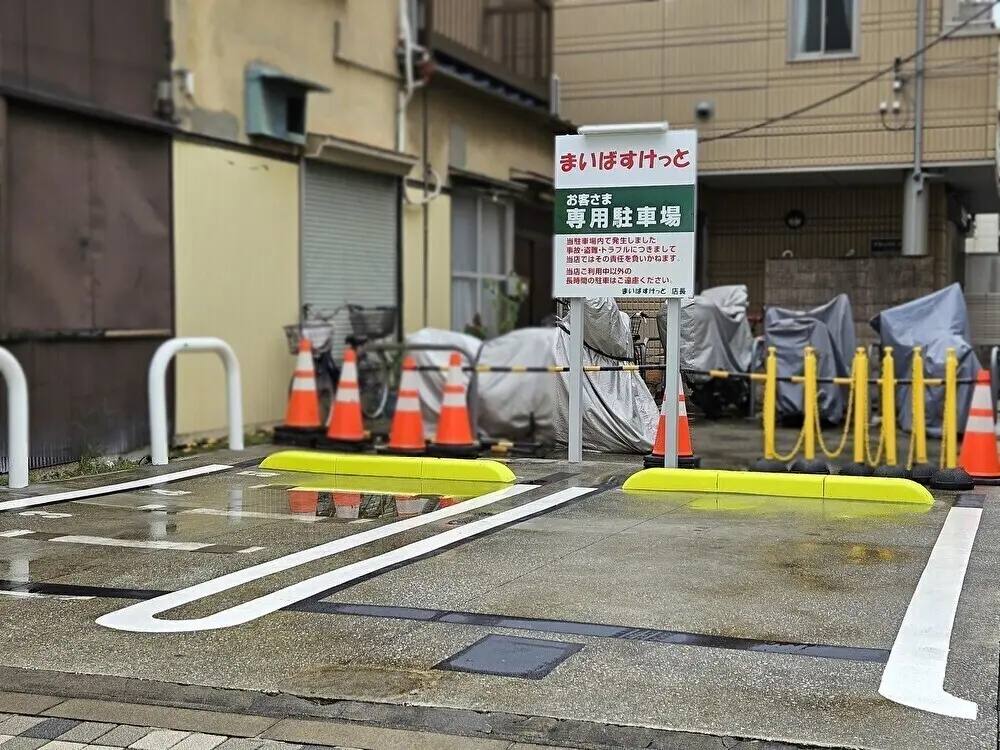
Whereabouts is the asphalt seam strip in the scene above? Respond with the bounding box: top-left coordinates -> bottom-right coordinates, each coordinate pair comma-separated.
0,578 -> 887,663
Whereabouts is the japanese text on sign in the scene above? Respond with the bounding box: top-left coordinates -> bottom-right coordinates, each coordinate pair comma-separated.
559,149 -> 691,173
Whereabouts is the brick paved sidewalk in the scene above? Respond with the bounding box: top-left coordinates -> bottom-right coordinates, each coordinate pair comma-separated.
0,715 -> 347,750
0,695 -> 554,750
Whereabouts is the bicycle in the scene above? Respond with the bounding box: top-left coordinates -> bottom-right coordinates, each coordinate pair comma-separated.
283,303 -> 398,422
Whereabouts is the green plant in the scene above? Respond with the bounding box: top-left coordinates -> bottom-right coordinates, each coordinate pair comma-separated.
464,274 -> 529,340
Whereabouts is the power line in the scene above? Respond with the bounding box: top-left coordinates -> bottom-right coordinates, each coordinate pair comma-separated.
699,0 -> 999,144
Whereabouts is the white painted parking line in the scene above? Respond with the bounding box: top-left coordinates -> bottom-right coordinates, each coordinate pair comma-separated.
96,483 -> 563,633
237,470 -> 278,477
179,508 -> 327,523
879,505 -> 982,720
0,465 -> 231,512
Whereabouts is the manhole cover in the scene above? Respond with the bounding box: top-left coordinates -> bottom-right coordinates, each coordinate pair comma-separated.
434,634 -> 584,679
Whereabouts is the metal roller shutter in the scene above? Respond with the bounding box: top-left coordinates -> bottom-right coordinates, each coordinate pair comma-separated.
301,162 -> 399,358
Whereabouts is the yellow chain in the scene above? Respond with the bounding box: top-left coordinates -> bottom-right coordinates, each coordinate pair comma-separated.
772,424 -> 806,462
814,363 -> 855,459
905,423 -> 916,471
865,416 -> 884,467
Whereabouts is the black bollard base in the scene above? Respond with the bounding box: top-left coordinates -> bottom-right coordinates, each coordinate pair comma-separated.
929,467 -> 976,492
644,453 -> 702,469
873,464 -> 911,480
838,462 -> 875,477
789,458 -> 830,475
909,463 -> 935,486
751,458 -> 788,473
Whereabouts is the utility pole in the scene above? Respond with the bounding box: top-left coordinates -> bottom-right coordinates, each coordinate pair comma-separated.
903,0 -> 928,256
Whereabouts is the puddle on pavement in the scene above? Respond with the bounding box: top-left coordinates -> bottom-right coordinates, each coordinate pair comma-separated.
282,476 -> 511,522
683,494 -> 933,521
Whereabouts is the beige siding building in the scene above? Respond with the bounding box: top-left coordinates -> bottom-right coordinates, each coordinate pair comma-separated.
556,0 -> 999,338
168,0 -> 565,438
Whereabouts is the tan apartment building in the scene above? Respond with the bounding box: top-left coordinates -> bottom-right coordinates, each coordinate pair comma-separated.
166,0 -> 567,438
555,0 -> 1000,339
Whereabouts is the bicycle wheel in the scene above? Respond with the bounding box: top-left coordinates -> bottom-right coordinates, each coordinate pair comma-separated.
357,350 -> 390,420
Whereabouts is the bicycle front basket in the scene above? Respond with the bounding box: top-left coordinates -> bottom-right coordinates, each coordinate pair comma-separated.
348,306 -> 397,340
283,322 -> 334,354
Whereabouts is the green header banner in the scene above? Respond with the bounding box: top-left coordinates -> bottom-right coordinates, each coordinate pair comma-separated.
554,185 -> 696,235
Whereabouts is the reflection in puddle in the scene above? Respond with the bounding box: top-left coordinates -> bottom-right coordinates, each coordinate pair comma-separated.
285,489 -> 470,521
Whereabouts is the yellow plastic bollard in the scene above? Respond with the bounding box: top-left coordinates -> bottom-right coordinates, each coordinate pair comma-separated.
930,346 -> 975,490
874,347 -> 908,478
840,347 -> 875,477
752,346 -> 789,472
790,346 -> 829,474
909,346 -> 934,484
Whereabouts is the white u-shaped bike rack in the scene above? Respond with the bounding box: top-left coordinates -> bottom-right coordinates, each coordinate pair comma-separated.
149,338 -> 244,466
0,347 -> 29,489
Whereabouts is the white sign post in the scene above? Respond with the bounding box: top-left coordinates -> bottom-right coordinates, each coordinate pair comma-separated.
553,123 -> 698,467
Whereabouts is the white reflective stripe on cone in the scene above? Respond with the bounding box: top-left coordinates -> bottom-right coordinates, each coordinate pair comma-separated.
292,377 -> 317,391
970,385 -> 993,410
341,362 -> 358,381
965,415 -> 995,433
446,363 -> 465,387
337,391 -> 360,404
396,394 -> 420,412
442,388 -> 465,407
398,370 -> 420,391
295,351 -> 313,370
678,398 -> 687,417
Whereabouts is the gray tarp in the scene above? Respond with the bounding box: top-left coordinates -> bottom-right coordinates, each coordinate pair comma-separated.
870,283 -> 979,437
656,285 -> 754,378
405,297 -> 658,453
764,295 -> 856,423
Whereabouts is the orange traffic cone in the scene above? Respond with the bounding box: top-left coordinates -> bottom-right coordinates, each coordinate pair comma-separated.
958,369 -> 1000,484
332,492 -> 361,520
643,381 -> 700,469
428,353 -> 480,458
319,347 -> 371,451
379,357 -> 426,456
287,489 -> 319,517
395,495 -> 433,518
273,338 -> 324,447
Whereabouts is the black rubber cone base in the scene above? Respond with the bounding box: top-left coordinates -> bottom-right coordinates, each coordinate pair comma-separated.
272,426 -> 323,448
873,464 -> 911,480
643,453 -> 701,469
909,463 -> 935,485
751,458 -> 788,473
427,442 -> 483,459
789,458 -> 830,475
838,462 -> 875,477
929,467 -> 976,492
377,443 -> 427,457
317,436 -> 373,453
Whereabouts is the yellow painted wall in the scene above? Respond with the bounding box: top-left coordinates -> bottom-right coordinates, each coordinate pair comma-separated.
555,0 -> 998,171
170,0 -> 399,150
173,140 -> 300,437
402,194 -> 452,333
400,87 -> 555,333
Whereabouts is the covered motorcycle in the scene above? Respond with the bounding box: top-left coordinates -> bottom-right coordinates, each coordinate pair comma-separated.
870,283 -> 979,437
764,295 -> 856,424
656,285 -> 755,418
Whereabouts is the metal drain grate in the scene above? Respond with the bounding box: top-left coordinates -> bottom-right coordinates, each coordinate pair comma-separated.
434,634 -> 584,679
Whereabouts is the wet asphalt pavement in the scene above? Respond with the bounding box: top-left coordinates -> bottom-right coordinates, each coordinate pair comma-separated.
0,437 -> 996,750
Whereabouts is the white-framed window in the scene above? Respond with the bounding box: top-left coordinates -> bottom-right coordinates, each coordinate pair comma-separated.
941,0 -> 997,33
450,191 -> 514,333
789,0 -> 858,59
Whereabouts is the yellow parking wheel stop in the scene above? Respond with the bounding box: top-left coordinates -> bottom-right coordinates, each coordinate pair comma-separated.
622,468 -> 934,505
259,450 -> 516,484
